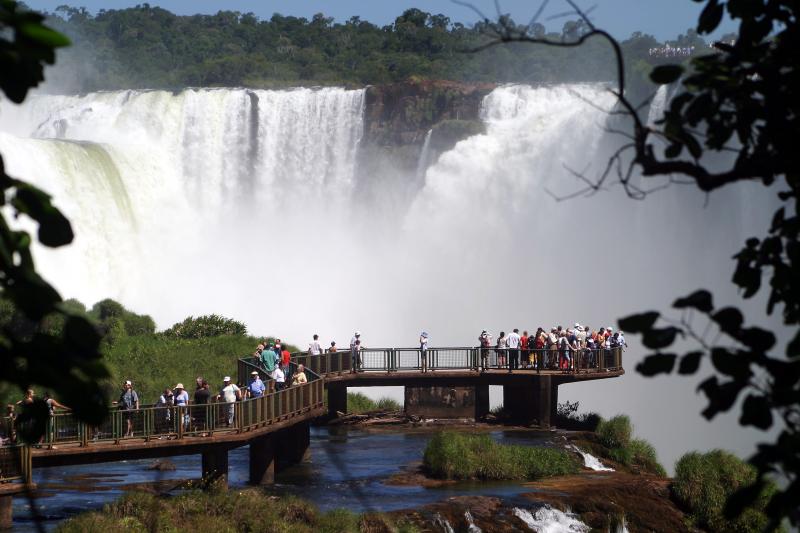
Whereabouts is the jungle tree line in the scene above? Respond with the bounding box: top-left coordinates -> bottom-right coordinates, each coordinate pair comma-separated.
37,4 -> 724,96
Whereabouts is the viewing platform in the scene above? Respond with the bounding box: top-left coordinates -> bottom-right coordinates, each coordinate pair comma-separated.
0,345 -> 623,526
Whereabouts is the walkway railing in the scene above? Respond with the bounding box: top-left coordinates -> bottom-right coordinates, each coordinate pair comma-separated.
0,364 -> 323,482
289,346 -> 624,375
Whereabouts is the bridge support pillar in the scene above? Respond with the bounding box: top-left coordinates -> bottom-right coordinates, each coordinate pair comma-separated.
0,494 -> 11,530
474,385 -> 490,420
201,447 -> 228,488
532,376 -> 556,428
249,436 -> 276,485
328,383 -> 347,418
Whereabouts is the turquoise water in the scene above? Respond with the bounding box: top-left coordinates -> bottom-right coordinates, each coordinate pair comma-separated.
12,426 -> 555,530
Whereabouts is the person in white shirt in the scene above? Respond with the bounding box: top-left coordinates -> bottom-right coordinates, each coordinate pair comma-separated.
308,334 -> 322,356
507,329 -> 521,372
419,331 -> 429,372
217,377 -> 240,427
273,366 -> 286,390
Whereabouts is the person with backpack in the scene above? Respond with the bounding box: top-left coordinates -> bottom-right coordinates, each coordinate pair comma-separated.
419,331 -> 429,372
479,330 -> 491,371
116,380 -> 139,438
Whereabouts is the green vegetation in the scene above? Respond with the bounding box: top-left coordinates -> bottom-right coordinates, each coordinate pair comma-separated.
423,431 -> 579,480
41,5 -> 704,95
555,400 -> 601,431
594,415 -> 666,477
672,450 -> 780,532
162,314 -> 247,339
345,392 -> 401,413
55,489 -> 418,533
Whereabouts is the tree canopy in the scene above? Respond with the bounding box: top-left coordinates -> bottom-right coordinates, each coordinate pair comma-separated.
37,4 -> 706,96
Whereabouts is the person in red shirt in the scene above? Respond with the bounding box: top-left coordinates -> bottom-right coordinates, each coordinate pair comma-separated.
520,330 -> 530,369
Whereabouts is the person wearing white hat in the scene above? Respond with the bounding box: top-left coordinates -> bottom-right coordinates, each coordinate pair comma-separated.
248,371 -> 265,399
117,380 -> 139,438
173,383 -> 190,430
350,331 -> 362,373
218,376 -> 241,427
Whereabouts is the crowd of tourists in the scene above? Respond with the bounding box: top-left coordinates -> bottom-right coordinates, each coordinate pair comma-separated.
479,324 -> 626,372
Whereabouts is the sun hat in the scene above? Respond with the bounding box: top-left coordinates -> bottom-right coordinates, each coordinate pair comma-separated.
355,331 -> 361,336
251,371 -> 259,375
175,383 -> 184,389
125,380 -> 132,386
223,376 -> 231,381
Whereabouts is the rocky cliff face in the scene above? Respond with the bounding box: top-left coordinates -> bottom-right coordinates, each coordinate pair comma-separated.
357,80 -> 494,189
364,79 -> 493,147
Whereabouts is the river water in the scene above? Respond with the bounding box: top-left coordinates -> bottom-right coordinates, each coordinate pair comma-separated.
13,426 -> 557,531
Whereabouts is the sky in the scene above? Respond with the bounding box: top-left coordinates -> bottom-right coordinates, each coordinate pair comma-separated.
25,0 -> 737,42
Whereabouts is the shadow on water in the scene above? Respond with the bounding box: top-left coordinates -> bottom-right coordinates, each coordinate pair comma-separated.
13,425 -> 556,530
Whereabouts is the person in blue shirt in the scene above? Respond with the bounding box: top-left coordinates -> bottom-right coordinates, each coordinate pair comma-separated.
248,371 -> 266,398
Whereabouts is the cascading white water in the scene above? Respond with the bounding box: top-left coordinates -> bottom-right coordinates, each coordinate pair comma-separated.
0,82 -> 776,473
566,445 -> 614,472
513,506 -> 590,532
647,85 -> 670,126
416,128 -> 434,181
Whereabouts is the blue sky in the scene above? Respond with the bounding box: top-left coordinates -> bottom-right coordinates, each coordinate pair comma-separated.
26,0 -> 737,41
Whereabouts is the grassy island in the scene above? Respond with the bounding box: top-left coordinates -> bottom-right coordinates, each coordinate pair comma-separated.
423,432 -> 580,480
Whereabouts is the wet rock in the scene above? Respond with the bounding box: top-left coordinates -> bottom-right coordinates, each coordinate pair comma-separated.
146,460 -> 176,471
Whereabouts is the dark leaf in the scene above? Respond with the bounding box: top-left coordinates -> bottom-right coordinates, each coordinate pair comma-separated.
698,377 -> 744,419
739,327 -> 776,352
618,311 -> 659,333
650,65 -> 684,84
787,330 -> 800,359
11,184 -> 74,247
636,353 -> 677,376
18,22 -> 71,47
641,327 -> 681,349
63,315 -> 102,354
723,480 -> 765,520
732,260 -> 761,298
740,394 -> 773,430
770,207 -> 785,232
673,289 -> 714,313
711,347 -> 752,380
665,143 -> 682,159
711,307 -> 744,335
698,0 -> 724,33
678,351 -> 704,374
14,399 -> 49,443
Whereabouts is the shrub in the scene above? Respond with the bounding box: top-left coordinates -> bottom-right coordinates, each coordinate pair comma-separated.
555,401 -> 601,431
628,438 -> 666,477
347,392 -> 377,413
122,313 -> 156,336
672,450 -> 778,532
163,315 -> 247,339
596,414 -> 632,449
376,397 -> 401,410
91,298 -> 126,321
423,432 -> 579,480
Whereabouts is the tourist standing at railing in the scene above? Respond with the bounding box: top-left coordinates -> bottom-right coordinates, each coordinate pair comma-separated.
116,381 -> 139,438
329,341 -> 337,353
248,371 -> 265,399
420,331 -> 429,372
156,388 -> 174,436
1,405 -> 15,445
274,366 -> 286,391
218,377 -> 241,427
520,330 -> 530,369
281,345 -> 292,383
174,383 -> 190,430
547,328 -> 558,369
496,331 -> 507,368
350,331 -> 362,372
292,364 -> 308,386
507,329 -> 520,372
261,342 -> 276,374
193,380 -> 211,435
309,334 -> 322,356
533,328 -> 545,369
479,330 -> 491,371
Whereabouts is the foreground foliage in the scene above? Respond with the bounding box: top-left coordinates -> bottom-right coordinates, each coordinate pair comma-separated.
55,489 -> 418,533
423,432 -> 579,480
0,0 -> 109,439
673,450 -> 781,532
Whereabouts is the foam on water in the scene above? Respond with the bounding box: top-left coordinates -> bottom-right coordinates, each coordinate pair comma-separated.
566,444 -> 614,472
513,506 -> 590,532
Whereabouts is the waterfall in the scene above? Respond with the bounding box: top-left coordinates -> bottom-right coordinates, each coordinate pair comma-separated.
512,506 -> 590,532
416,128 -> 434,181
647,85 -> 669,126
566,445 -> 614,472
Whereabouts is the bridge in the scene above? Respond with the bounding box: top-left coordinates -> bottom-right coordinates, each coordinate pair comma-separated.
0,345 -> 623,528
